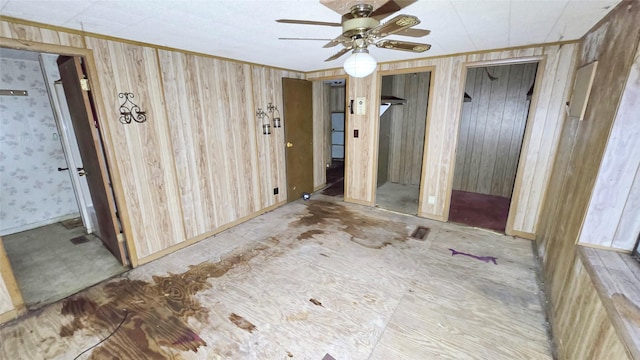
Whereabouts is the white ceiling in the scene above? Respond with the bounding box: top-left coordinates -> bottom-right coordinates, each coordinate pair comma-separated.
0,0 -> 620,72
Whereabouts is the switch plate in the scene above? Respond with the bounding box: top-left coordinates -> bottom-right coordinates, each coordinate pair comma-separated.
428,195 -> 436,204
356,97 -> 366,115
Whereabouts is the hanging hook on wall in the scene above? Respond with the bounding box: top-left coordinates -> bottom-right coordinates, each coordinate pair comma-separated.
256,108 -> 270,135
484,67 -> 498,81
118,92 -> 147,124
267,103 -> 282,128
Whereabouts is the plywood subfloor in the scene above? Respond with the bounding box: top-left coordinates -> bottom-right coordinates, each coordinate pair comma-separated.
0,196 -> 552,359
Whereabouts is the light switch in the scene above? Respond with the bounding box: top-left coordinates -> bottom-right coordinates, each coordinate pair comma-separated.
356,97 -> 366,115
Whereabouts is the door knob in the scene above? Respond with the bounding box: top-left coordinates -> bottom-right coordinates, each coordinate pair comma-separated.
286,142 -> 293,148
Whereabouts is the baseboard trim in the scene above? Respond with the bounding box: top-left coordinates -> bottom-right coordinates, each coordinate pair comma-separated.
0,213 -> 80,236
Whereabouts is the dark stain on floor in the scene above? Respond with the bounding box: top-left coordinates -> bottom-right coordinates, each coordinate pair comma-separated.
309,298 -> 324,307
58,244 -> 267,359
229,313 -> 257,333
297,229 -> 325,240
292,200 -> 409,248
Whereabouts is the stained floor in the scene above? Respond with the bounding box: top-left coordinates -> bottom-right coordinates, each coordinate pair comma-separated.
3,221 -> 127,309
0,196 -> 552,359
449,190 -> 511,233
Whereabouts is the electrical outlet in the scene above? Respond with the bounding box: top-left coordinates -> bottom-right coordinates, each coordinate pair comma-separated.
354,129 -> 359,138
274,187 -> 279,195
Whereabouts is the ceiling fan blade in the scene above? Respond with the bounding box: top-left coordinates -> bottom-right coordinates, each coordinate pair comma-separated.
396,28 -> 431,37
276,19 -> 341,27
371,0 -> 417,20
279,37 -> 333,41
323,35 -> 352,48
325,47 -> 352,62
369,14 -> 420,38
375,40 -> 431,52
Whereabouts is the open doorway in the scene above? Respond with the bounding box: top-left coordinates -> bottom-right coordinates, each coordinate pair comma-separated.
449,62 -> 538,233
376,71 -> 431,215
320,79 -> 346,197
0,48 -> 126,309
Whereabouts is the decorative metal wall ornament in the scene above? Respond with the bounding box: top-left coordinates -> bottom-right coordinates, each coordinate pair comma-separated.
256,108 -> 270,135
267,102 -> 282,128
118,92 -> 147,124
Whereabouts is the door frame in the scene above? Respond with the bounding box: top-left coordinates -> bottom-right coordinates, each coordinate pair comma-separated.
373,66 -> 436,211
0,236 -> 25,322
310,77 -> 347,192
445,56 -> 545,237
0,39 -> 136,264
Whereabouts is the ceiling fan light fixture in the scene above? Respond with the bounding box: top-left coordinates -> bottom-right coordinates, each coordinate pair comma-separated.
343,48 -> 377,78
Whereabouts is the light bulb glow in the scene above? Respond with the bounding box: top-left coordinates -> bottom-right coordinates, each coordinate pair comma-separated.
343,51 -> 377,78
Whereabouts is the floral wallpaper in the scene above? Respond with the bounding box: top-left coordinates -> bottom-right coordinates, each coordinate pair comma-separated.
0,56 -> 78,234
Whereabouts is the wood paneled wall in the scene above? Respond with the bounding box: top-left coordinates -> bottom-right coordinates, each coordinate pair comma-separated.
312,82 -> 330,189
535,2 -> 640,358
385,72 -> 430,186
551,252 -> 630,359
579,43 -> 640,251
330,86 -> 345,112
453,64 -> 537,198
346,75 -> 380,204
308,44 -> 576,236
0,17 -> 304,267
85,38 -> 186,260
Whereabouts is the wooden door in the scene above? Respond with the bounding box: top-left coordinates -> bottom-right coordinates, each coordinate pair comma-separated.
57,56 -> 126,265
283,78 -> 314,202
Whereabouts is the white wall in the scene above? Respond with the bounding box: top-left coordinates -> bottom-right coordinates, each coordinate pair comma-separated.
0,56 -> 78,235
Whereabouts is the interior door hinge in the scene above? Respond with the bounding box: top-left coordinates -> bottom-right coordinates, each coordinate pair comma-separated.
80,78 -> 91,91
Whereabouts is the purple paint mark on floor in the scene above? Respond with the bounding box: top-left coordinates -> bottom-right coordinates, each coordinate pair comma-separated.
449,248 -> 498,265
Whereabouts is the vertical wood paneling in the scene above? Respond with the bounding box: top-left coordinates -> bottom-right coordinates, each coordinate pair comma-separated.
508,45 -> 577,234
312,82 -> 334,189
345,74 -> 379,204
0,20 -> 84,48
453,64 -> 536,198
552,255 -> 631,359
85,38 -> 185,260
535,3 -> 640,359
330,86 -> 345,112
579,43 -> 640,250
159,51 -> 262,238
252,67 -> 304,205
385,72 -> 430,186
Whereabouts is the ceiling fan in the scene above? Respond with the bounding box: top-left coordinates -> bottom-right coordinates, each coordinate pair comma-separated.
277,0 -> 431,77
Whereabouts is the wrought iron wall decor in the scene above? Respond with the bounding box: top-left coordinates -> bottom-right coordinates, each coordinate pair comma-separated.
256,108 -> 270,135
118,92 -> 147,124
267,102 -> 282,128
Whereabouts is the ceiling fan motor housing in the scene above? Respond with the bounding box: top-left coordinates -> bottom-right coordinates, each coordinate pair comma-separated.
342,17 -> 380,39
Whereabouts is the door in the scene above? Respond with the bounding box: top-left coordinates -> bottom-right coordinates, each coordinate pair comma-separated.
57,56 -> 125,265
51,80 -> 98,234
331,112 -> 345,159
283,78 -> 313,202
